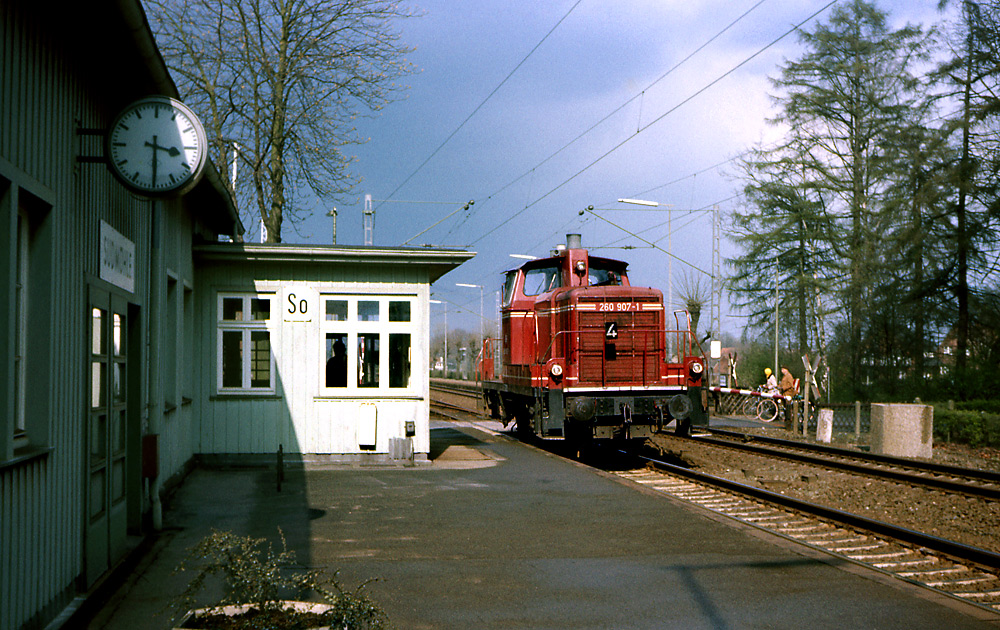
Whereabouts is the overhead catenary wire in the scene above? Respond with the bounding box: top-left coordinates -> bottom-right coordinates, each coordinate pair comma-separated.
469,0 -> 839,247
474,0 -> 774,210
374,0 -> 584,212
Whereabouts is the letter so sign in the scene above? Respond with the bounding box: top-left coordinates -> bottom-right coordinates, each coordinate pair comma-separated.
281,286 -> 316,322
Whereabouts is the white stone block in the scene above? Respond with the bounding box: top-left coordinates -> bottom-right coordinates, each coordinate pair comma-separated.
870,404 -> 933,459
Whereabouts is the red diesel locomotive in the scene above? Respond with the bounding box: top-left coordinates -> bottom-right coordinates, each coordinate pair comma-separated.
480,234 -> 708,444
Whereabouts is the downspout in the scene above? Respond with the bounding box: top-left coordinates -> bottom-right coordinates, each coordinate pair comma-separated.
148,201 -> 163,530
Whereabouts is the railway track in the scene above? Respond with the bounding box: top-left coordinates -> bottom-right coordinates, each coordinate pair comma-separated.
428,382 -> 1000,615
696,427 -> 1000,500
614,450 -> 1000,615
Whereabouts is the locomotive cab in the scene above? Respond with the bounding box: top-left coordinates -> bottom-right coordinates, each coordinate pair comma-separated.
482,234 -> 707,445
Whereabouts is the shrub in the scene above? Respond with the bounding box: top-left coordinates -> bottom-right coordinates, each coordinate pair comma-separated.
933,407 -> 1000,448
174,529 -> 389,629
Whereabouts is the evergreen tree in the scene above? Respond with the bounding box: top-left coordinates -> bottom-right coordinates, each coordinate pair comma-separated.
731,0 -> 932,400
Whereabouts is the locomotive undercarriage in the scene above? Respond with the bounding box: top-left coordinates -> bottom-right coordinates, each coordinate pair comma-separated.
483,384 -> 705,443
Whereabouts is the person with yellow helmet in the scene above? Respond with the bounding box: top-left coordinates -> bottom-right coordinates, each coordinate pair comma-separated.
764,367 -> 778,393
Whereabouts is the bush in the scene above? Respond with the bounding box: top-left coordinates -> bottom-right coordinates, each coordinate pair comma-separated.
933,407 -> 1000,448
174,529 -> 389,630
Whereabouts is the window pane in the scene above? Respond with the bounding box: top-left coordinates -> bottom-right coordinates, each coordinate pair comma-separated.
90,413 -> 107,462
358,301 -> 379,322
325,300 -> 348,321
92,308 -> 106,355
524,267 -> 560,296
113,313 -> 125,356
251,298 -> 270,321
358,334 -> 379,387
250,331 -> 271,388
325,333 -> 348,387
389,334 -> 411,388
222,297 -> 243,321
389,301 -> 411,322
92,361 -> 106,408
113,361 -> 125,402
221,331 -> 243,387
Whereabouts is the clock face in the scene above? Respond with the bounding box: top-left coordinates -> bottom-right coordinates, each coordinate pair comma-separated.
106,96 -> 208,196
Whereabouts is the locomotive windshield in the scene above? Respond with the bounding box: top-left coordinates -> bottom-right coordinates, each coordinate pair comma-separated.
589,262 -> 625,286
523,265 -> 562,296
502,271 -> 517,307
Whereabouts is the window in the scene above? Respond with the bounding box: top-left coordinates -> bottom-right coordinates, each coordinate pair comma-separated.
588,263 -> 625,286
320,296 -> 414,393
13,206 -> 27,440
217,294 -> 274,392
4,183 -> 53,459
502,272 -> 517,307
523,265 -> 562,296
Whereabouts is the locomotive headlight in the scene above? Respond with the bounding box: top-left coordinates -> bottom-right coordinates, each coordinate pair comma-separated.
550,363 -> 563,377
690,361 -> 704,375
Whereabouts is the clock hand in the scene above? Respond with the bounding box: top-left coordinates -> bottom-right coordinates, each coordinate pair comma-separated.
150,135 -> 158,185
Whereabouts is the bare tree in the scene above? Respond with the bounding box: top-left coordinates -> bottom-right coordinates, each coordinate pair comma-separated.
145,0 -> 415,242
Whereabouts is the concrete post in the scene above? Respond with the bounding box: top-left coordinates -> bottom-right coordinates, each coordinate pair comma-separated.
817,409 -> 833,443
870,404 -> 933,458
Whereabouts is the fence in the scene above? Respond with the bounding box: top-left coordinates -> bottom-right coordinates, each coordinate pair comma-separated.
714,390 -> 871,437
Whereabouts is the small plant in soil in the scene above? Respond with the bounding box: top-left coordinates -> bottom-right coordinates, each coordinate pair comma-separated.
174,529 -> 389,629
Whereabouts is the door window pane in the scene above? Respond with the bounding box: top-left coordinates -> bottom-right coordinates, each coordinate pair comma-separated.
113,362 -> 125,402
358,334 -> 379,387
325,300 -> 348,321
221,331 -> 243,387
389,334 -> 411,388
92,308 -> 106,354
358,301 -> 379,322
389,301 -> 410,322
92,362 -> 106,408
250,331 -> 271,388
325,333 -> 348,387
113,313 -> 124,356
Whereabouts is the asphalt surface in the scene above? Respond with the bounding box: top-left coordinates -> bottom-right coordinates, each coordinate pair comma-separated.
84,418 -> 1000,629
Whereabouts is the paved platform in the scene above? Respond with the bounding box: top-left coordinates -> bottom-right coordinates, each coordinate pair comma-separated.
85,419 -> 1000,629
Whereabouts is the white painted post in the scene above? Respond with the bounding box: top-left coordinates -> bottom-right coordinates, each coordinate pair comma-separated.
817,409 -> 833,443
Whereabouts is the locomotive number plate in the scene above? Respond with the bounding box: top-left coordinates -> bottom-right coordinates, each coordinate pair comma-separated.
598,302 -> 638,312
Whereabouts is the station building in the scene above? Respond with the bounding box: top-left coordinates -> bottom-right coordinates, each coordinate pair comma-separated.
0,2 -> 472,628
192,244 -> 473,463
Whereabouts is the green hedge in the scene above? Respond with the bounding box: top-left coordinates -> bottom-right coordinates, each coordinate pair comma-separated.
933,406 -> 1000,448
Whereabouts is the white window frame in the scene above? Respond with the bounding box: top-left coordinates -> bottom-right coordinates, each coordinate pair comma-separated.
320,295 -> 416,395
216,293 -> 276,394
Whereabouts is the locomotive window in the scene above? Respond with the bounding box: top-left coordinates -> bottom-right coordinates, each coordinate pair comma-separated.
523,266 -> 562,296
502,272 -> 517,307
589,266 -> 624,286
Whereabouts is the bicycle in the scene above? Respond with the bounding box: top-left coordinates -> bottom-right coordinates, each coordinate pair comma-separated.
755,396 -> 780,422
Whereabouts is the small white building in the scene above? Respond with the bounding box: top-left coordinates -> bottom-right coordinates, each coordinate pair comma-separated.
193,244 -> 474,463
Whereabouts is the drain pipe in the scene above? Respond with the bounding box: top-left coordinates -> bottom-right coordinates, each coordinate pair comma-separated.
148,201 -> 163,530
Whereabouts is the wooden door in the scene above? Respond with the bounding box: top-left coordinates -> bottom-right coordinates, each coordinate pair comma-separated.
85,290 -> 129,586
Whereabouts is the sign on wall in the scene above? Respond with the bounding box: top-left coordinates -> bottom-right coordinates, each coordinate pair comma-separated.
281,286 -> 317,322
99,221 -> 135,293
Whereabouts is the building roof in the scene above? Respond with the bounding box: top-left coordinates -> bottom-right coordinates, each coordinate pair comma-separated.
194,243 -> 476,284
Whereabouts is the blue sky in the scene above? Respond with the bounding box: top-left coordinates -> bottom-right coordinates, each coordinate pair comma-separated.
281,0 -> 952,338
